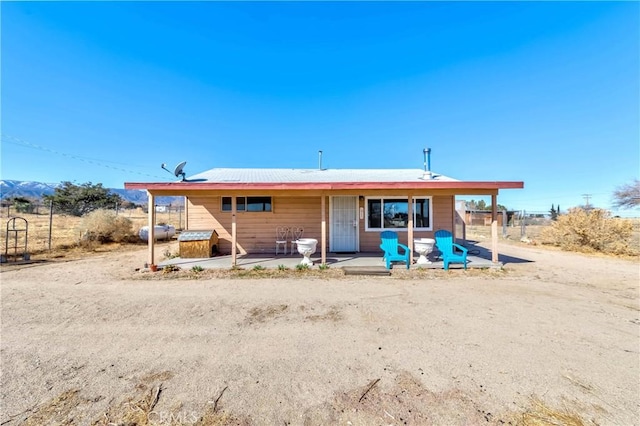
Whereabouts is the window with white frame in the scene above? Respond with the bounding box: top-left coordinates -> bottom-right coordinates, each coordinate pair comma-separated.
365,196 -> 432,231
221,196 -> 272,212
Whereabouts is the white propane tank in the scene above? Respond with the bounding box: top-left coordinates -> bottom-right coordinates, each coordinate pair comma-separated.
138,225 -> 176,241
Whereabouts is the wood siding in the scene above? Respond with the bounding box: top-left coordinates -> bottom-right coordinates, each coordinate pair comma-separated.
187,196 -> 323,255
358,195 -> 453,252
187,193 -> 456,255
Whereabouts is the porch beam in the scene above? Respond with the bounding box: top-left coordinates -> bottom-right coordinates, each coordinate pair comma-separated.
491,193 -> 498,263
321,194 -> 326,265
147,191 -> 155,267
129,188 -> 503,198
125,181 -> 523,191
231,195 -> 237,266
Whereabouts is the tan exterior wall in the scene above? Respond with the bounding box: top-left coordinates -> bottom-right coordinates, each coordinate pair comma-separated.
357,195 -> 453,251
187,193 -> 455,254
187,196 -> 323,255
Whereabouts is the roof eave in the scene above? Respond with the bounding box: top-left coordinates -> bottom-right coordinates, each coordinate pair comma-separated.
124,181 -> 524,191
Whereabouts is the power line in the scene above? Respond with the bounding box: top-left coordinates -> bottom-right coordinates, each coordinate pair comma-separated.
581,193 -> 592,207
1,134 -> 165,179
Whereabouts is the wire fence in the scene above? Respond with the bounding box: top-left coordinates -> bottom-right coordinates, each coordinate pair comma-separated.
460,209 -> 639,245
1,198 -> 636,259
0,201 -> 185,258
459,210 -> 552,240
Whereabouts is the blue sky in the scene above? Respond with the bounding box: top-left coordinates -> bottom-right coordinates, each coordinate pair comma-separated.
2,1 -> 638,215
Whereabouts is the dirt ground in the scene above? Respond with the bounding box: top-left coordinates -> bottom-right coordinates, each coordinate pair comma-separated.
1,241 -> 638,425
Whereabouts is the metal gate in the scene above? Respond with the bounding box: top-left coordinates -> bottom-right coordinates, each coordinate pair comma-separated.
2,217 -> 30,263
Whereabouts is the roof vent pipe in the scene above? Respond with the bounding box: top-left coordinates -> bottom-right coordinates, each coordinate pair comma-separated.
318,150 -> 323,170
423,148 -> 432,179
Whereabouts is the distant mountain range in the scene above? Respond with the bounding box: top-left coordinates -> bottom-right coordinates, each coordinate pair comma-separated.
0,180 -> 181,205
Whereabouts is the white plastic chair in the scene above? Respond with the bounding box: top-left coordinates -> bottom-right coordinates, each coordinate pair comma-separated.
275,226 -> 289,255
289,227 -> 304,255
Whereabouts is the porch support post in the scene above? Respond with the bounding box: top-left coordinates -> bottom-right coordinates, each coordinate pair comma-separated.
407,194 -> 414,264
452,196 -> 457,240
231,195 -> 237,266
491,193 -> 498,263
321,194 -> 327,265
184,196 -> 189,230
147,191 -> 155,267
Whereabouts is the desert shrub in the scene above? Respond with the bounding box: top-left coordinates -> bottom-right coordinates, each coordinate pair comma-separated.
11,197 -> 36,214
162,248 -> 179,259
162,264 -> 181,274
78,209 -> 133,244
540,208 -> 637,256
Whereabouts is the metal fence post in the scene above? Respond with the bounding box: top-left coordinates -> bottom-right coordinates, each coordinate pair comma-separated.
48,200 -> 53,251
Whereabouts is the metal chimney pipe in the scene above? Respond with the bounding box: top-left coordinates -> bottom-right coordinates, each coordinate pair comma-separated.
423,148 -> 431,172
318,150 -> 323,170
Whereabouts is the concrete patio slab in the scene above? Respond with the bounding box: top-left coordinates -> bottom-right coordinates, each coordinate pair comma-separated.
158,251 -> 500,270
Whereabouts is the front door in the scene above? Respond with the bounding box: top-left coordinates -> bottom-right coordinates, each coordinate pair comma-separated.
330,196 -> 358,252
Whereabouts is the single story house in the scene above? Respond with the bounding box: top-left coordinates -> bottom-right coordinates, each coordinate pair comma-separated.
125,167 -> 523,267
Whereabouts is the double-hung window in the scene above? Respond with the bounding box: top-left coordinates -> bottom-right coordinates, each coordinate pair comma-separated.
221,196 -> 272,212
365,196 -> 432,231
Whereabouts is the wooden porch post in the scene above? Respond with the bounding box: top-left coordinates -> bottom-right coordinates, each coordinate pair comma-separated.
321,194 -> 327,265
452,196 -> 457,240
184,196 -> 189,230
231,195 -> 237,266
147,191 -> 155,267
491,193 -> 498,263
407,194 -> 414,264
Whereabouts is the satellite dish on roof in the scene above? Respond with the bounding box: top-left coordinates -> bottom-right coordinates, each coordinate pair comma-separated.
161,161 -> 187,181
173,161 -> 187,180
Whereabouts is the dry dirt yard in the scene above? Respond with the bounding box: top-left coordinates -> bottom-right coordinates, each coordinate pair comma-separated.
1,242 -> 638,425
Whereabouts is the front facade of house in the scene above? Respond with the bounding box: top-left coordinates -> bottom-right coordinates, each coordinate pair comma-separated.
187,191 -> 454,254
125,168 -> 523,267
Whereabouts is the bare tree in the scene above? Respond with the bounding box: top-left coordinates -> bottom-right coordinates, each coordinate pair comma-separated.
612,179 -> 640,209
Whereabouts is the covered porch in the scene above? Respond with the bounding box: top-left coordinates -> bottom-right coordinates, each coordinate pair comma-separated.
141,191 -> 509,270
157,244 -> 502,271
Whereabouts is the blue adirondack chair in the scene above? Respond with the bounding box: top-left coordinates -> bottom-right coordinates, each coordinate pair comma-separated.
379,231 -> 410,269
434,229 -> 468,270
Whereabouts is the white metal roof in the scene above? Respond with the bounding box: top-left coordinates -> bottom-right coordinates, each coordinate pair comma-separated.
187,168 -> 458,183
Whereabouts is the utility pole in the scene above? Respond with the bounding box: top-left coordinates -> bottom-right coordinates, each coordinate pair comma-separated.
581,194 -> 592,209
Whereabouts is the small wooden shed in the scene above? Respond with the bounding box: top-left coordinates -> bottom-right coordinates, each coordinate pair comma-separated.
178,230 -> 218,258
